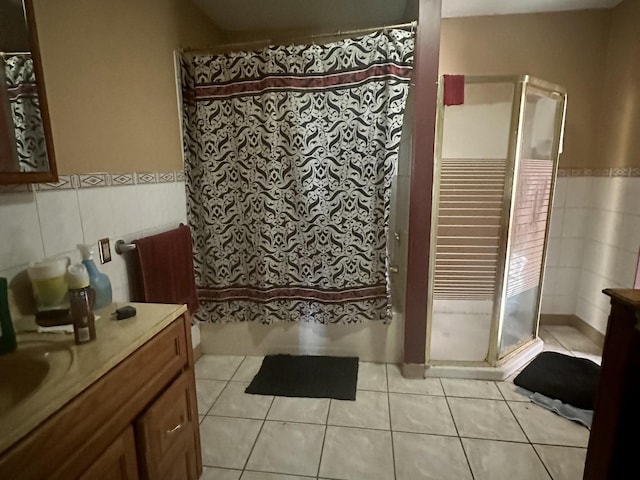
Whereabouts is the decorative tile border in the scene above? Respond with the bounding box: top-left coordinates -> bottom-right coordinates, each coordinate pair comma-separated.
558,167 -> 640,177
0,171 -> 186,193
3,166 -> 636,194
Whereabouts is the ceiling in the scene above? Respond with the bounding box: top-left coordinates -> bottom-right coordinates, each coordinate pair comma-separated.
193,0 -> 624,33
442,0 -> 623,18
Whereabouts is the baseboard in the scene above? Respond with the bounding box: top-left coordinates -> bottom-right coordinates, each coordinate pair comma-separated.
402,363 -> 426,379
193,344 -> 202,362
540,314 -> 605,348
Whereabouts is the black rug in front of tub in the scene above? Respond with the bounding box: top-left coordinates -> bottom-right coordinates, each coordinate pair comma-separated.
514,351 -> 600,410
245,354 -> 359,400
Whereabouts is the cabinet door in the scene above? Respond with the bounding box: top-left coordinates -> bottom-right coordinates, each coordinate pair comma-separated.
136,370 -> 199,480
79,426 -> 138,480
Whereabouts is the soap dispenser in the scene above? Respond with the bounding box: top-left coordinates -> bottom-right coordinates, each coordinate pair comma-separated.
0,277 -> 17,355
78,244 -> 112,310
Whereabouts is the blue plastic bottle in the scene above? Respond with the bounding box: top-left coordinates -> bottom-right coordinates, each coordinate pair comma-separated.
78,244 -> 112,310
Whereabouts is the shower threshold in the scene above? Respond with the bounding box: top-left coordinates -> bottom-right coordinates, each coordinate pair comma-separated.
424,338 -> 543,381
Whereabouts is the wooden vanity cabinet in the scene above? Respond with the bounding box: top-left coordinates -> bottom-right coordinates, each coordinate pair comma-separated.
584,289 -> 640,480
136,370 -> 199,480
79,426 -> 139,480
0,312 -> 202,480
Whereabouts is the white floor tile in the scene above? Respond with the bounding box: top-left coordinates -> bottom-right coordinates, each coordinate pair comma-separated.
441,379 -> 503,399
448,398 -> 527,442
462,438 -> 551,480
389,393 -> 457,436
200,416 -> 262,469
319,426 -> 394,480
544,326 -> 602,356
570,350 -> 602,365
241,472 -> 314,480
246,421 -> 325,477
195,354 -> 594,480
201,467 -> 242,480
357,362 -> 388,391
328,390 -> 390,430
210,382 -> 273,419
539,328 -> 573,355
267,396 -> 330,424
534,444 -> 587,480
508,401 -> 590,447
495,381 -> 530,402
196,355 -> 245,380
232,356 -> 264,382
387,364 -> 444,395
196,379 -> 227,415
393,432 -> 472,480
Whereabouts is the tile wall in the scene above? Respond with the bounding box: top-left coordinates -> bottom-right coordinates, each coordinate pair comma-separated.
0,172 -> 187,316
542,171 -> 640,333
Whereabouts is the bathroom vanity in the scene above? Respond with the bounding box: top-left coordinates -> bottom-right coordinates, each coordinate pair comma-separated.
584,289 -> 640,480
0,303 -> 201,480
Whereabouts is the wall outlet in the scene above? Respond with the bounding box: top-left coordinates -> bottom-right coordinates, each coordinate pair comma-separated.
98,238 -> 112,264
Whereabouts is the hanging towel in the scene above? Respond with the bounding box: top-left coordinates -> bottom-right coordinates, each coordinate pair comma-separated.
443,74 -> 465,106
133,224 -> 199,314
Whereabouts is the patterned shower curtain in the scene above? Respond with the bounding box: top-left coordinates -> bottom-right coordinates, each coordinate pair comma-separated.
181,29 -> 414,325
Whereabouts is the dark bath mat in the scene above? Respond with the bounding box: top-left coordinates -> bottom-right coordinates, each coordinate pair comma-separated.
514,351 -> 600,410
245,354 -> 359,400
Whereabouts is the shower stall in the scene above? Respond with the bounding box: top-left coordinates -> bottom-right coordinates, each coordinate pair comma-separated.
426,75 -> 567,377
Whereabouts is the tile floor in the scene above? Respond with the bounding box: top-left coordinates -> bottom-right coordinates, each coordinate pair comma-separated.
195,325 -> 602,480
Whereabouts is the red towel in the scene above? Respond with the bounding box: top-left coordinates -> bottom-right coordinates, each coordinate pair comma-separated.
133,224 -> 199,314
443,74 -> 465,106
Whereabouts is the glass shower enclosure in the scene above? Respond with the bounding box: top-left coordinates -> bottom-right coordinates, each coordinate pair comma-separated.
427,75 -> 567,367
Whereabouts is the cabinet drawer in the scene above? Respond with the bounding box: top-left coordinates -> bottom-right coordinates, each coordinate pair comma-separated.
137,370 -> 198,480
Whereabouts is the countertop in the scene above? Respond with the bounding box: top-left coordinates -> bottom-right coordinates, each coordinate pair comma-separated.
603,289 -> 640,309
0,302 -> 187,454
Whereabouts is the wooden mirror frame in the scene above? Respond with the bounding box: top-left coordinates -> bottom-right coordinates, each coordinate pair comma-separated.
0,0 -> 58,185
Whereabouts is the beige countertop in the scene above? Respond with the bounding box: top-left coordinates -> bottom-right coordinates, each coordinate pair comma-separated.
0,302 -> 187,454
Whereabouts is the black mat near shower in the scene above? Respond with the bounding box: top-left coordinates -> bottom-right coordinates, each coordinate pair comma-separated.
245,354 -> 359,400
514,351 -> 600,410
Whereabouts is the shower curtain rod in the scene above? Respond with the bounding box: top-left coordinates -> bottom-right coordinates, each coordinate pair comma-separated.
181,20 -> 417,55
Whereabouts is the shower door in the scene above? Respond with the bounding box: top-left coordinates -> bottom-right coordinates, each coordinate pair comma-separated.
428,80 -> 516,362
497,83 -> 566,357
428,75 -> 567,366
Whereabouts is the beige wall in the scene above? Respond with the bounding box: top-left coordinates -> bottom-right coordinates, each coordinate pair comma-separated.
32,0 -> 221,174
596,0 -> 640,168
440,10 -> 612,169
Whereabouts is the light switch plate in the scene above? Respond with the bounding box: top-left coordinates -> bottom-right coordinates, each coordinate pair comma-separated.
98,238 -> 112,264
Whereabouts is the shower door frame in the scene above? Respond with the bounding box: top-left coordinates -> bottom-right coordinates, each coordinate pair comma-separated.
493,76 -> 568,364
426,74 -> 567,368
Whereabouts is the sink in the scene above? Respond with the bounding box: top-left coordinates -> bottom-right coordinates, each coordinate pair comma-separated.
0,340 -> 73,413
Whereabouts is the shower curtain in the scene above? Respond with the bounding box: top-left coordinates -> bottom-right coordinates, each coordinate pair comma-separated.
1,53 -> 47,172
181,29 -> 414,324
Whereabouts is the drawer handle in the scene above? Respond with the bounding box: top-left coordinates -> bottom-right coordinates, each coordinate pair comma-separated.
166,423 -> 183,434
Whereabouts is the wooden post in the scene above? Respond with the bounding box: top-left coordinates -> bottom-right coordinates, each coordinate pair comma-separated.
403,0 -> 442,370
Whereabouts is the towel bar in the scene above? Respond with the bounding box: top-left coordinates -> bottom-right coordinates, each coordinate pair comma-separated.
115,240 -> 136,255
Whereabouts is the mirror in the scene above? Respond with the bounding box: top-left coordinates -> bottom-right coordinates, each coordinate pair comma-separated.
0,0 -> 57,184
